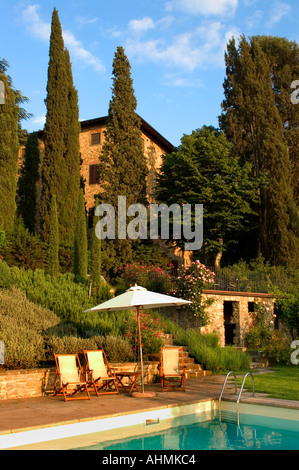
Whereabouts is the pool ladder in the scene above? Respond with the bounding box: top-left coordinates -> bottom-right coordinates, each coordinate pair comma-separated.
218,371 -> 255,426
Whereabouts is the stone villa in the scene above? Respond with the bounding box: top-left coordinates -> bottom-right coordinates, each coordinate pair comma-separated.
19,116 -> 276,347
78,115 -> 174,222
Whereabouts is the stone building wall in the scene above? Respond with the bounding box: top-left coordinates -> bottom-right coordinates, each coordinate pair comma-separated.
160,291 -> 275,348
79,121 -> 169,210
18,115 -> 174,228
201,291 -> 275,347
79,123 -> 105,210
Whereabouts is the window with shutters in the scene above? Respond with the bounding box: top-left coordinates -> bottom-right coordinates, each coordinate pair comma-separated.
90,132 -> 101,145
89,164 -> 100,185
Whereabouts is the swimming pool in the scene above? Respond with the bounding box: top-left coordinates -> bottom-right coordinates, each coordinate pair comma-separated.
75,402 -> 299,451
2,400 -> 299,450
85,417 -> 299,450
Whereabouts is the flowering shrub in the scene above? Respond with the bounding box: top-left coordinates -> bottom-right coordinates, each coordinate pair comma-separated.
121,263 -> 172,293
245,301 -> 275,349
123,312 -> 166,355
172,260 -> 215,326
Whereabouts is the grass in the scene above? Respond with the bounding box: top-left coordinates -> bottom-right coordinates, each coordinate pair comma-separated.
240,366 -> 299,401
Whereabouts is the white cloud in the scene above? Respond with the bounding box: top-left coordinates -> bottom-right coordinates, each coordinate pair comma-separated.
164,73 -> 203,87
126,21 -> 240,72
33,115 -> 46,126
21,5 -> 105,73
166,0 -> 238,16
107,27 -> 122,39
266,1 -> 291,27
245,10 -> 264,29
75,16 -> 99,28
21,4 -> 51,41
126,34 -> 202,71
156,15 -> 175,30
128,17 -> 155,35
62,30 -> 105,72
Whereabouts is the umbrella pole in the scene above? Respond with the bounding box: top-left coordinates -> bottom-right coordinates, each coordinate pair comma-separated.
136,306 -> 144,393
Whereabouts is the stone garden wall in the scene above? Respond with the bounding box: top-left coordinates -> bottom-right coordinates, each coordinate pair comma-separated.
0,362 -> 159,400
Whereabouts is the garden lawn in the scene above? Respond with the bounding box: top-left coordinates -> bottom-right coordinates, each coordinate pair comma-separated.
243,367 -> 299,401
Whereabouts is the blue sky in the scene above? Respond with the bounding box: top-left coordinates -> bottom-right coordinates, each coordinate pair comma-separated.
1,0 -> 299,146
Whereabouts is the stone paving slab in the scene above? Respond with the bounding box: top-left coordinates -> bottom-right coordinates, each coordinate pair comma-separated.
0,374 -> 298,439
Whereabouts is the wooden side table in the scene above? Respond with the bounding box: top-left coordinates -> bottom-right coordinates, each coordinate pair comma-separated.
115,372 -> 141,394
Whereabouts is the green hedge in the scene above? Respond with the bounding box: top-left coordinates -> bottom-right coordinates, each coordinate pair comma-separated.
0,288 -> 133,369
164,323 -> 251,372
0,261 -> 111,326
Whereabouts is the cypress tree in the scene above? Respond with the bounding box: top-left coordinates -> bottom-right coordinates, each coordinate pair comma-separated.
90,199 -> 102,297
40,8 -> 67,241
17,132 -> 40,233
220,36 -> 299,268
40,8 -> 81,244
0,59 -> 19,231
64,48 -> 81,238
100,46 -> 147,275
48,195 -> 59,276
73,188 -> 88,279
255,36 -> 299,203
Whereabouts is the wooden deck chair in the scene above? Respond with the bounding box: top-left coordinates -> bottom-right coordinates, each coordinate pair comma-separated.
53,354 -> 90,402
83,349 -> 119,396
160,347 -> 186,392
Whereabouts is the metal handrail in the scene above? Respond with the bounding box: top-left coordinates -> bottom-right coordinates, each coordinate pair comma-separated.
237,372 -> 255,403
219,371 -> 238,401
219,371 -> 255,427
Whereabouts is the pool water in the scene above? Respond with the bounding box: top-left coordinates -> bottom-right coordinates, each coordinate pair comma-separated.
78,415 -> 299,451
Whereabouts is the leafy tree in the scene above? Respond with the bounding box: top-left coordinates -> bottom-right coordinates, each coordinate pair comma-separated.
220,36 -> 299,268
40,8 -> 80,244
99,46 -> 147,277
0,216 -> 47,270
48,195 -> 59,276
0,59 -> 20,231
17,132 -> 40,233
0,229 -> 5,249
73,189 -> 88,279
156,126 -> 257,268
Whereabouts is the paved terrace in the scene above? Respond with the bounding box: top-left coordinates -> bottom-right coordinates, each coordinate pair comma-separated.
1,372 -> 299,450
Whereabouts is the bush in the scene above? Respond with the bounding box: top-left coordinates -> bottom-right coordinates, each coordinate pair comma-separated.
172,260 -> 215,326
123,311 -> 165,356
257,331 -> 293,365
0,288 -> 59,368
120,263 -> 172,293
0,220 -> 47,270
0,230 -> 5,250
171,326 -> 251,372
0,261 -> 112,324
100,335 -> 134,363
0,287 -> 134,369
244,300 -> 293,365
275,290 -> 299,336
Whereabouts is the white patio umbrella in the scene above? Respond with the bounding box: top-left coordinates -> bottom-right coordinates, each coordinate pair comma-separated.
84,285 -> 192,395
